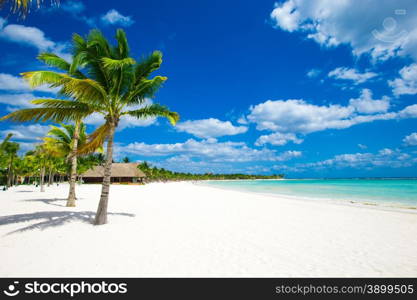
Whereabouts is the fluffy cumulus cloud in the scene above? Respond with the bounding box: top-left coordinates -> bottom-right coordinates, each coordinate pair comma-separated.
255,132 -> 303,146
246,92 -> 414,136
120,138 -> 302,163
101,9 -> 134,27
348,89 -> 390,114
0,18 -> 71,60
328,67 -> 377,84
403,132 -> 417,146
270,0 -> 417,61
0,20 -> 54,50
176,118 -> 247,138
389,63 -> 417,96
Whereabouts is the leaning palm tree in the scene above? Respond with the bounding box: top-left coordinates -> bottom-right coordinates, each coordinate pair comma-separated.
2,29 -> 179,225
45,122 -> 101,206
45,122 -> 87,206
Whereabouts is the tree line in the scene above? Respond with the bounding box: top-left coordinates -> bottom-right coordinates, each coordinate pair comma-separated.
137,161 -> 284,182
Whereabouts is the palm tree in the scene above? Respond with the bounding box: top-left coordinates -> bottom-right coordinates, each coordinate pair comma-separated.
2,140 -> 20,188
1,29 -> 179,225
45,122 -> 92,206
122,156 -> 130,163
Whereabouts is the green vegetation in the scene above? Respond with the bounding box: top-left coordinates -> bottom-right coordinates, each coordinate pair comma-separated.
0,132 -> 103,190
1,29 -> 179,225
138,161 -> 284,182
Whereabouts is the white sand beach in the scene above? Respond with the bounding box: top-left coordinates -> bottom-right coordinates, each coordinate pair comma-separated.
1,182 -> 417,277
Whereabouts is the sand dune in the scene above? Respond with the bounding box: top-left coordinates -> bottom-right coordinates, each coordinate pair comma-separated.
1,182 -> 416,277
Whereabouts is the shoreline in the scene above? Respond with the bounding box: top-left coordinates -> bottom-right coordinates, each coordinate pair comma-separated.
195,181 -> 417,214
1,182 -> 417,277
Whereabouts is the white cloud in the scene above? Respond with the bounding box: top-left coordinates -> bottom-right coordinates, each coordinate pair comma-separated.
348,89 -> 390,114
398,104 -> 417,118
403,132 -> 417,146
247,99 -> 354,133
358,144 -> 368,149
247,93 -> 414,136
388,63 -> 417,96
0,73 -> 57,93
0,18 -> 71,60
0,93 -> 41,110
0,124 -> 50,141
101,9 -> 134,27
270,0 -> 301,32
297,148 -> 416,170
0,22 -> 54,50
237,116 -> 248,125
121,138 -> 301,163
328,67 -> 377,84
255,132 -> 303,146
270,0 -> 417,61
275,150 -> 302,161
176,118 -> 247,138
306,68 -> 321,78
379,148 -> 394,156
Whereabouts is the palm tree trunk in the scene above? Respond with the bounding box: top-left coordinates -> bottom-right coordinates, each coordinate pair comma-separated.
94,123 -> 116,225
66,120 -> 80,207
7,155 -> 13,188
47,167 -> 53,186
40,166 -> 45,192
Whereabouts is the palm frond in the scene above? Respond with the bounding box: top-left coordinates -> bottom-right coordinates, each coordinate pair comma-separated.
78,122 -> 110,155
135,51 -> 163,81
114,29 -> 129,58
124,104 -> 179,125
101,57 -> 136,72
126,76 -> 167,104
1,102 -> 93,123
37,52 -> 85,79
22,71 -> 107,104
30,99 -> 99,112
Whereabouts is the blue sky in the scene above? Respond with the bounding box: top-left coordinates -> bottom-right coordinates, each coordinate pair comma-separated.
0,0 -> 417,177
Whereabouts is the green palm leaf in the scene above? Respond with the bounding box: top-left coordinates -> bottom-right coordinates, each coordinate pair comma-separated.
125,104 -> 179,125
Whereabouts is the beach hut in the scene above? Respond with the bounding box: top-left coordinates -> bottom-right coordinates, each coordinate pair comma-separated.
82,163 -> 146,184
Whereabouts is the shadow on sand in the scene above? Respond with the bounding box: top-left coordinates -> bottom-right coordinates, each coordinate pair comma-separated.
21,198 -> 70,207
0,211 -> 135,235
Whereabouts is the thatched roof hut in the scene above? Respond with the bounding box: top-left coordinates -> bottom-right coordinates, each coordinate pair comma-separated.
82,163 -> 146,183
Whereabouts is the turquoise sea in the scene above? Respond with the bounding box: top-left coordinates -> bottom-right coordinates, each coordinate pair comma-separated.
201,179 -> 417,209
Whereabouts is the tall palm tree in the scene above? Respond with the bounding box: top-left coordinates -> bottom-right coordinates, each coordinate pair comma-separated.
1,29 -> 179,225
